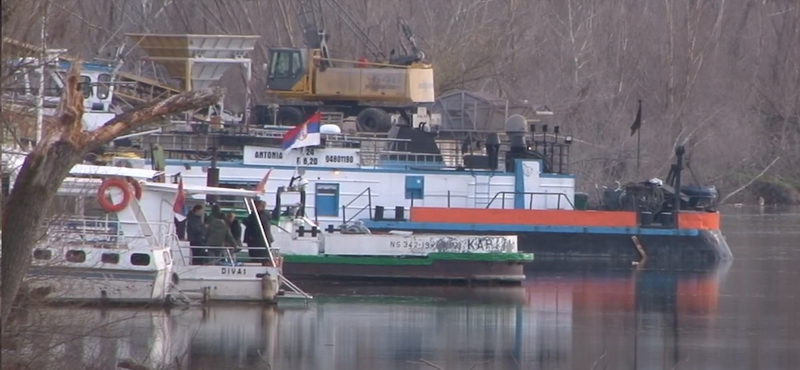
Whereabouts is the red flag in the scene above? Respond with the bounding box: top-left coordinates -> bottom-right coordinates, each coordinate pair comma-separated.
255,169 -> 272,193
173,177 -> 186,216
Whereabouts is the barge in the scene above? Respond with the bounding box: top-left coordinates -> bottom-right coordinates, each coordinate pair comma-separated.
138,114 -> 730,265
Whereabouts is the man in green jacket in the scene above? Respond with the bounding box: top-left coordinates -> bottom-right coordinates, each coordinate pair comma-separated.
205,213 -> 242,265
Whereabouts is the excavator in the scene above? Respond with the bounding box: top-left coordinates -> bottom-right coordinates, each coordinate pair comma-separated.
259,0 -> 439,133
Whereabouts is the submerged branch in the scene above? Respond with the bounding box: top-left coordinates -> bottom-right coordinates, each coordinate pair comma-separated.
720,157 -> 781,204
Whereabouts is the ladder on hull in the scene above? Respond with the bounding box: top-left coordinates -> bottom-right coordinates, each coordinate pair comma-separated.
473,175 -> 493,208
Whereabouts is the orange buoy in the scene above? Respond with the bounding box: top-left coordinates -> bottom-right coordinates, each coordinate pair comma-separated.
126,177 -> 142,200
97,178 -> 132,213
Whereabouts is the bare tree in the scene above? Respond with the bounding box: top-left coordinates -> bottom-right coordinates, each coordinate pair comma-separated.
4,0 -> 799,207
0,64 -> 223,328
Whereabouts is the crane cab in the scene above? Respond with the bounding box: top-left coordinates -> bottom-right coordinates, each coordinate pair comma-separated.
266,48 -> 312,95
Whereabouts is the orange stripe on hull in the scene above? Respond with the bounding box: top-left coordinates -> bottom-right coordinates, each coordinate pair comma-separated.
677,212 -> 720,230
410,207 -> 721,230
411,208 -> 637,227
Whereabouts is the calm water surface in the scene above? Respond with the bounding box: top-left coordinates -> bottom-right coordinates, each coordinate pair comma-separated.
9,207 -> 800,370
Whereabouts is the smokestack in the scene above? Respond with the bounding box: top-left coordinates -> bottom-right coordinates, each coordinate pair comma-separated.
486,133 -> 500,170
505,115 -> 528,172
506,115 -> 527,151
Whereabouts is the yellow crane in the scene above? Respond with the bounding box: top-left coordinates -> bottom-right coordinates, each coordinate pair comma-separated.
262,0 -> 438,132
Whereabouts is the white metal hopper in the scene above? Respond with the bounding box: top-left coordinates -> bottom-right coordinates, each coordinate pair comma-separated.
125,33 -> 260,91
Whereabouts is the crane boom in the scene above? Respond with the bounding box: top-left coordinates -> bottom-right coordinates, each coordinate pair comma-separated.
322,0 -> 387,62
291,0 -> 325,49
291,0 -> 331,66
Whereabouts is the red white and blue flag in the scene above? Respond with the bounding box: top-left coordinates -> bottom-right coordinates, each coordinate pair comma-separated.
282,112 -> 321,152
173,176 -> 187,221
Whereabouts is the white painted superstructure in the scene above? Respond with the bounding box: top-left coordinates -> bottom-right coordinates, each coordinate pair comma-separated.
156,144 -> 576,231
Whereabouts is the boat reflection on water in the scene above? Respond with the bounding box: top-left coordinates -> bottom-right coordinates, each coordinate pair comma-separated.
175,260 -> 731,370
4,260 -> 731,370
521,259 -> 732,369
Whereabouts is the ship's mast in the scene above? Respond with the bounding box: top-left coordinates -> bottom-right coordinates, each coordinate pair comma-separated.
35,0 -> 49,146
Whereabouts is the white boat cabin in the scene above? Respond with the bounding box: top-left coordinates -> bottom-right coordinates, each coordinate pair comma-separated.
144,122 -> 577,231
26,167 -> 174,304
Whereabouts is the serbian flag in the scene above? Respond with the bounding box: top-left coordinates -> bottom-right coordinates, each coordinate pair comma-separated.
255,169 -> 272,193
282,112 -> 321,152
173,177 -> 187,221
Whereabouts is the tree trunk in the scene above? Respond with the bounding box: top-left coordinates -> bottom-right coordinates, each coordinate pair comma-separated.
1,63 -> 223,328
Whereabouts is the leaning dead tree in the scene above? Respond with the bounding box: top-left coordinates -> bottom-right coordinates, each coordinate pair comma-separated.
1,63 -> 224,327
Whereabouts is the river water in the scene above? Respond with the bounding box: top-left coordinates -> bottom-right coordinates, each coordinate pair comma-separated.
5,207 -> 799,370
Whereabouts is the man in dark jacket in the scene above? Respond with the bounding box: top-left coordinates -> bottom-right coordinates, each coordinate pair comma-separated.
186,204 -> 206,265
244,200 -> 275,266
226,212 -> 243,241
205,213 -> 241,264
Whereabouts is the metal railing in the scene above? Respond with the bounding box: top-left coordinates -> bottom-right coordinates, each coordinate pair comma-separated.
341,187 -> 373,225
43,218 -> 173,248
172,243 -> 257,266
485,191 -> 575,210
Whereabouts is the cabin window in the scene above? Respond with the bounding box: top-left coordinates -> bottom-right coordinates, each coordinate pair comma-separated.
269,51 -> 292,78
33,249 -> 52,260
46,73 -> 62,97
291,52 -> 302,77
97,73 -> 111,99
66,250 -> 86,263
78,76 -> 92,98
101,253 -> 120,264
405,176 -> 425,200
130,253 -> 151,266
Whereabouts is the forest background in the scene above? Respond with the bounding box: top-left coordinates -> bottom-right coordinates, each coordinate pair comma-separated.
2,0 -> 798,204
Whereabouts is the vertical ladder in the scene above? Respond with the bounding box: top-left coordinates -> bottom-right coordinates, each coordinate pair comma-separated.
473,175 -> 492,208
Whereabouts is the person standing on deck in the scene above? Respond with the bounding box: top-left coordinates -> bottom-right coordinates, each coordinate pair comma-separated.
226,212 -> 243,243
186,205 -> 207,265
244,200 -> 275,266
205,213 -> 241,264
208,204 -> 223,225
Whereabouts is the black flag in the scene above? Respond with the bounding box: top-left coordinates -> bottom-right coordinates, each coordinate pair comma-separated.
630,100 -> 642,136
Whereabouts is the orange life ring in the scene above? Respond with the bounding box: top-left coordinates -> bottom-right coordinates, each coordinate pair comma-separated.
126,177 -> 142,200
97,177 -> 132,213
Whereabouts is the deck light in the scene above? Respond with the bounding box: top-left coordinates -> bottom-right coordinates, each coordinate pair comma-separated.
333,169 -> 340,175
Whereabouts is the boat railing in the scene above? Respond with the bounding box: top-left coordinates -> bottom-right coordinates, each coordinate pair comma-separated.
340,187 -> 373,225
43,218 -> 174,248
172,242 -> 279,267
485,191 -> 575,210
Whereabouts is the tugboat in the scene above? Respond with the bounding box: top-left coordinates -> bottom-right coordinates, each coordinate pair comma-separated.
252,180 -> 532,284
